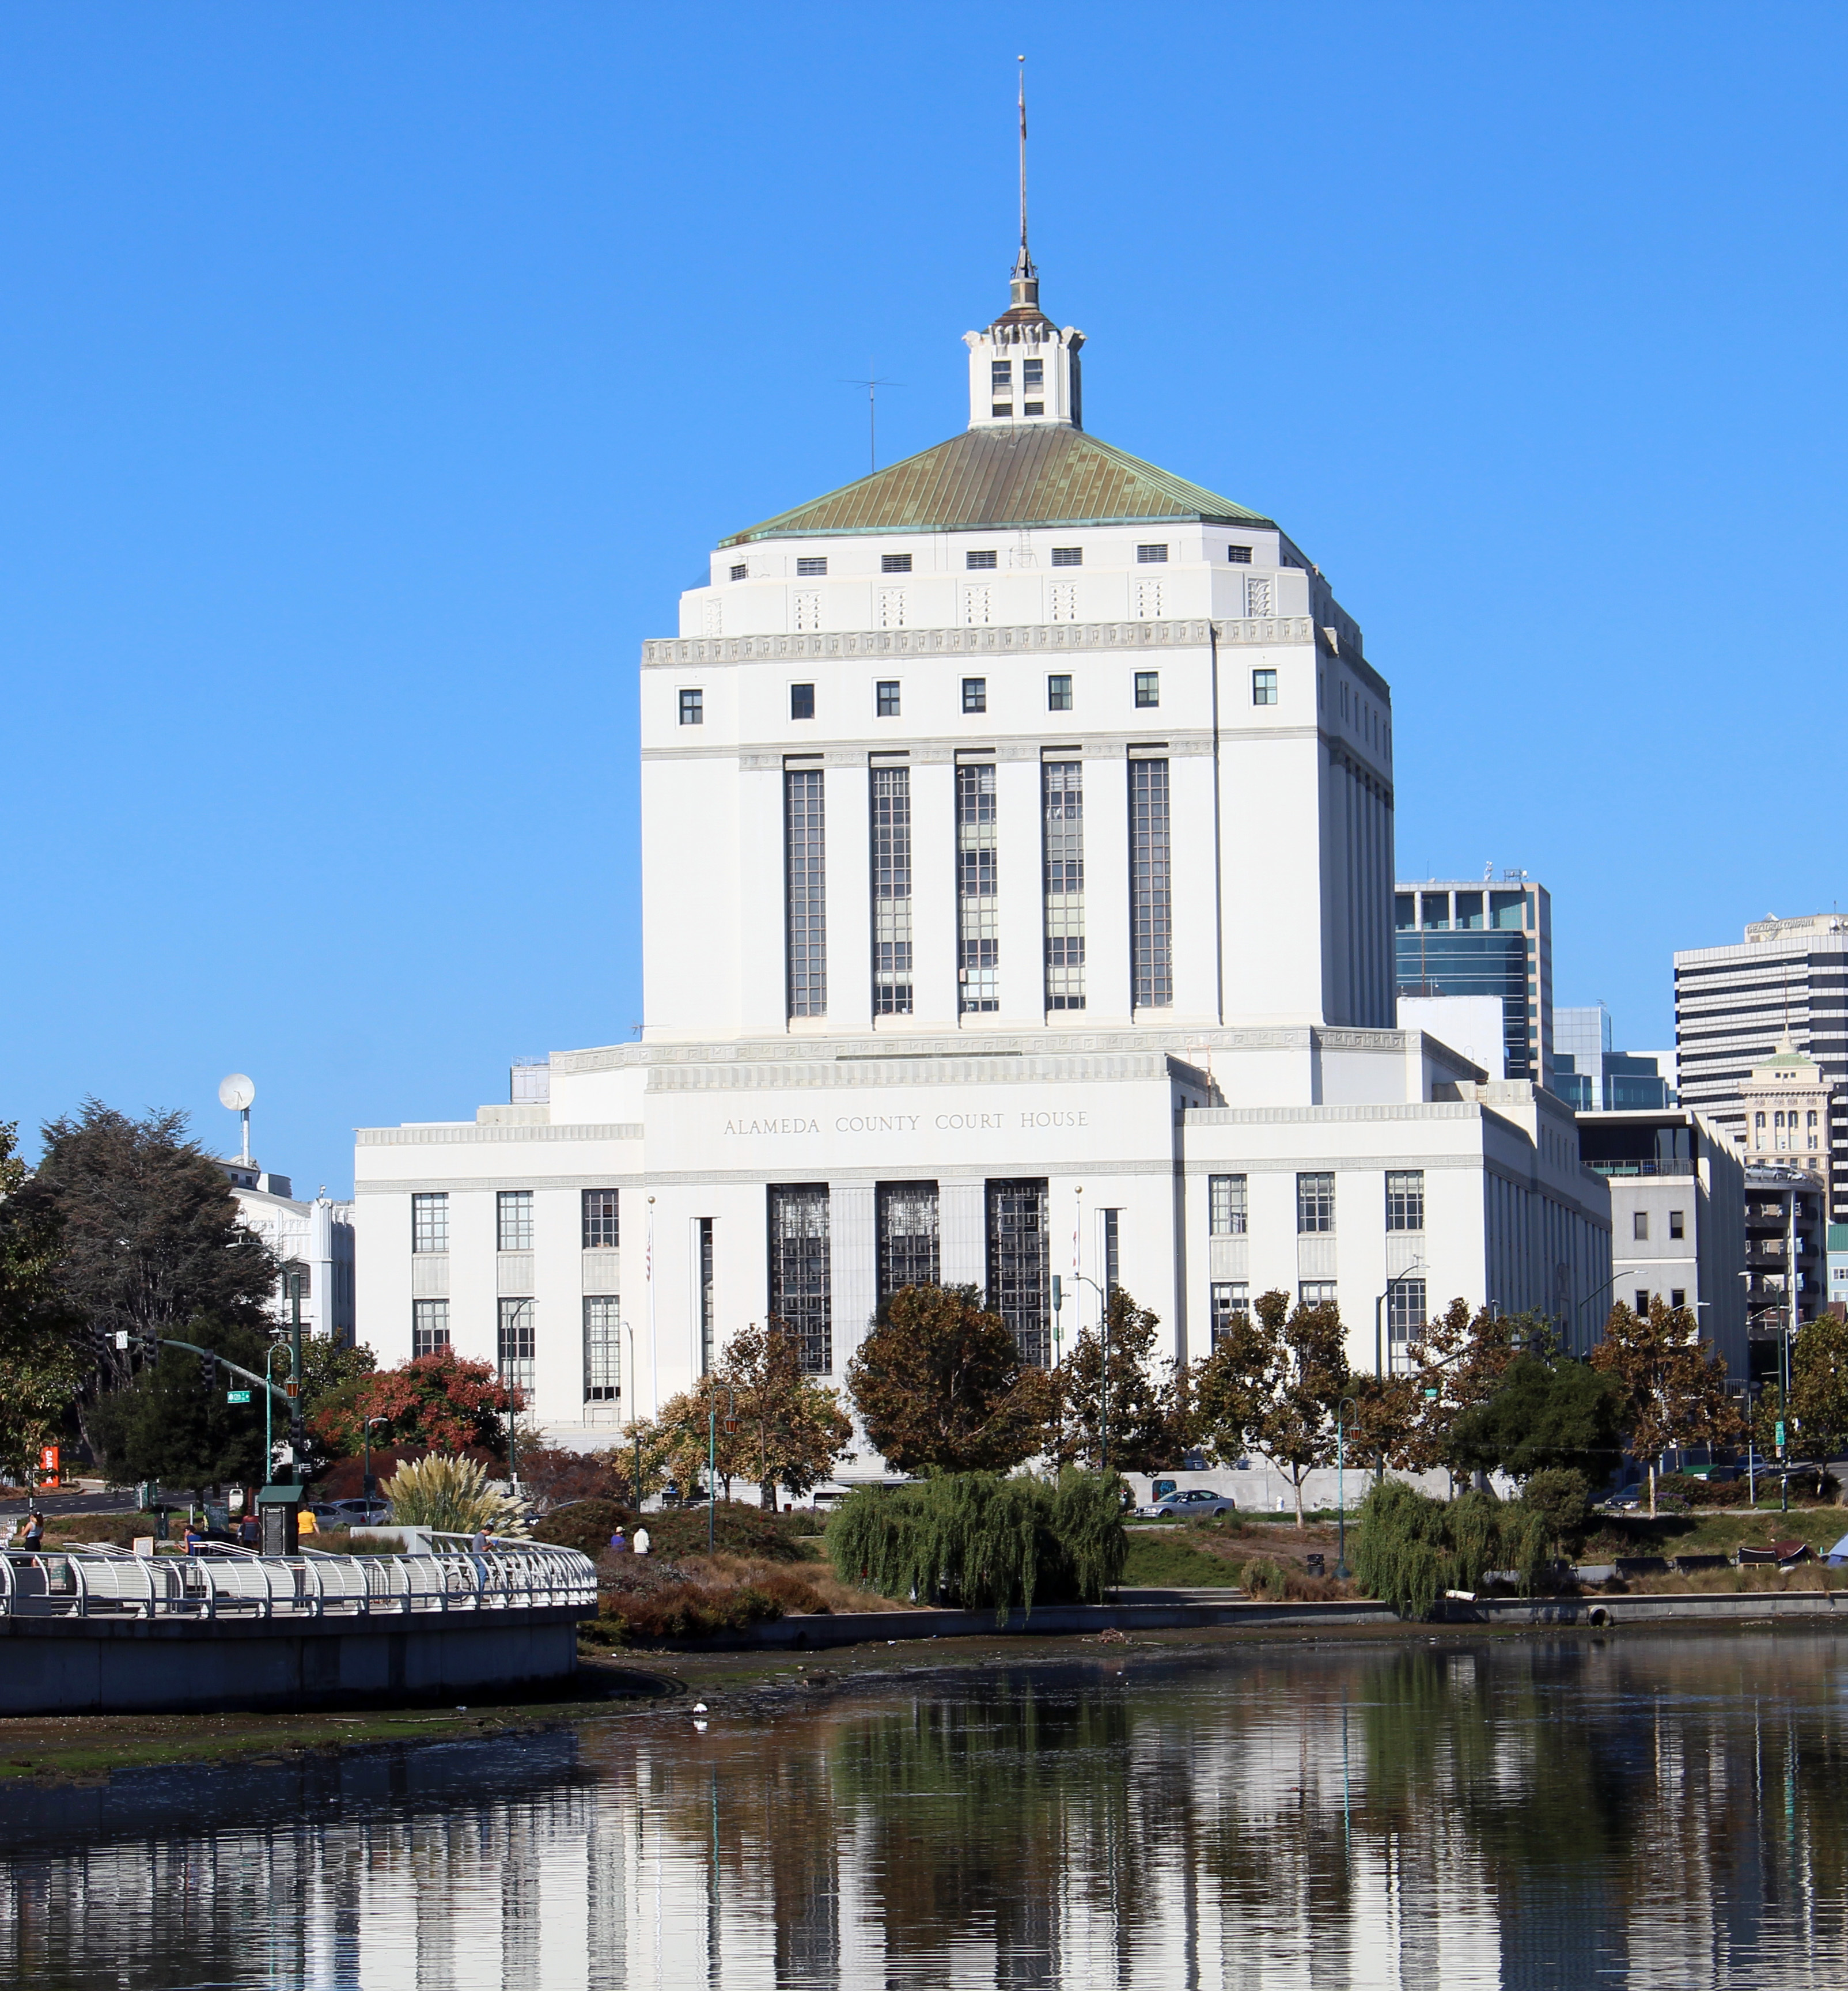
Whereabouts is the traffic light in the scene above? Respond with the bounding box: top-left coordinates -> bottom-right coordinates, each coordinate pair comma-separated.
199,1350 -> 218,1392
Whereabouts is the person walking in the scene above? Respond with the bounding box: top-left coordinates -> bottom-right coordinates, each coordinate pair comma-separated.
238,1509 -> 261,1550
609,1526 -> 630,1554
633,1525 -> 651,1558
21,1509 -> 44,1553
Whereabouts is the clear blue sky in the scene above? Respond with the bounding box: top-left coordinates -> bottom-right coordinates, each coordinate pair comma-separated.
4,3 -> 1845,1195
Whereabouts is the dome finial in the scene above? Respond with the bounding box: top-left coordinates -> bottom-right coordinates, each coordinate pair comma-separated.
1012,57 -> 1038,311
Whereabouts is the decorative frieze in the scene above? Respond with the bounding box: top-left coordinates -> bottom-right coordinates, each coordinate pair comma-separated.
639,616 -> 1316,670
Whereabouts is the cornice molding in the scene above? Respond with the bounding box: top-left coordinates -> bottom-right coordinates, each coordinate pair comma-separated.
354,1122 -> 643,1148
640,616 -> 1315,669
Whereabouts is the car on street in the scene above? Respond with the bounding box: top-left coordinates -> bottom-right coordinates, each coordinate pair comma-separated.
1138,1489 -> 1237,1519
312,1498 -> 391,1527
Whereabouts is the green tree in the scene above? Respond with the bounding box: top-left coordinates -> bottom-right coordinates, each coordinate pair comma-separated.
1589,1297 -> 1740,1515
1402,1299 -> 1537,1484
293,1334 -> 378,1471
846,1284 -> 1058,1475
1788,1314 -> 1848,1463
1195,1289 -> 1349,1528
19,1103 -> 279,1456
1049,1286 -> 1187,1473
0,1120 -> 86,1484
1445,1354 -> 1628,1485
85,1315 -> 273,1499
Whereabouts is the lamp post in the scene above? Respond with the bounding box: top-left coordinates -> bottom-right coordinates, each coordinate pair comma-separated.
1065,1269 -> 1113,1471
285,1267 -> 306,1485
709,1385 -> 737,1552
1335,1396 -> 1358,1578
626,1320 -> 643,1513
362,1415 -> 388,1505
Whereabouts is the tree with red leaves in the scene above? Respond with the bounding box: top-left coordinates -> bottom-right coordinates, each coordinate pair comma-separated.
311,1349 -> 517,1460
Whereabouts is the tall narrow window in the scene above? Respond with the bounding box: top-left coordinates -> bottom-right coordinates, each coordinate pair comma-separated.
1209,1175 -> 1248,1235
411,1193 -> 448,1254
1129,759 -> 1173,1008
876,1182 -> 940,1305
987,1178 -> 1050,1367
957,762 -> 999,1012
1043,759 -> 1085,1011
412,1298 -> 450,1357
790,683 -> 816,719
698,1217 -> 715,1375
768,1185 -> 831,1373
584,1296 -> 620,1402
498,1297 -> 536,1398
870,764 -> 913,1016
497,1191 -> 533,1252
1385,1170 -> 1425,1232
582,1188 -> 619,1249
1102,1208 -> 1122,1299
786,767 -> 827,1017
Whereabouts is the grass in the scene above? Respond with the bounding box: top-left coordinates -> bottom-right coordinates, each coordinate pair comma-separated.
1581,1507 -> 1847,1562
1122,1532 -> 1247,1588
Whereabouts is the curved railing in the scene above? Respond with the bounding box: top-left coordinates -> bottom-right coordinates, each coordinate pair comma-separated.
0,1538 -> 596,1622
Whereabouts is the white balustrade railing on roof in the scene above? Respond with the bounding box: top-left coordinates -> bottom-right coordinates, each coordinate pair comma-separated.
0,1537 -> 596,1623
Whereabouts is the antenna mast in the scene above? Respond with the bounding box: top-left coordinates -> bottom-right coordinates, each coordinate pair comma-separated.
843,361 -> 899,474
1018,55 -> 1029,266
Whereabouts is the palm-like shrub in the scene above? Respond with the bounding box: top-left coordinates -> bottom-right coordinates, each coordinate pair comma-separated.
383,1453 -> 527,1536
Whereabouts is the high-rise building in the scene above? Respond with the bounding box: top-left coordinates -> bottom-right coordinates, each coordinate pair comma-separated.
355,234 -> 1611,1443
1673,914 -> 1848,1225
1552,1004 -> 1674,1113
1394,875 -> 1552,1085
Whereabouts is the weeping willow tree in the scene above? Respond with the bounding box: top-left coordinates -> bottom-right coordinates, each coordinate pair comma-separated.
1350,1479 -> 1549,1619
827,1470 -> 1127,1619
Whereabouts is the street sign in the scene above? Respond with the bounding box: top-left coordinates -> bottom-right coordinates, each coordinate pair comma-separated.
226,1389 -> 252,1405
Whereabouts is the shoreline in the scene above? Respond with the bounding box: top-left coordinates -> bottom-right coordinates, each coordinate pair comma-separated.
4,1606 -> 1846,1794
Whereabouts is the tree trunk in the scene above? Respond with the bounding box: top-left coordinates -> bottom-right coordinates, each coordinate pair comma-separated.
1293,1474 -> 1306,1531
1647,1460 -> 1657,1519
760,1474 -> 777,1512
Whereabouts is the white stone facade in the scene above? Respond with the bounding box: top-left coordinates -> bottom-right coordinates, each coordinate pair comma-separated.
353,263 -> 1612,1450
219,1161 -> 357,1345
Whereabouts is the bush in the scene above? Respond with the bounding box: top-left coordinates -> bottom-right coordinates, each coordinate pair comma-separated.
1350,1480 -> 1550,1619
826,1470 -> 1127,1619
531,1498 -> 638,1557
531,1498 -> 813,1563
1243,1557 -> 1287,1600
383,1455 -> 525,1535
1521,1468 -> 1594,1545
1656,1473 -> 1747,1509
584,1580 -> 786,1645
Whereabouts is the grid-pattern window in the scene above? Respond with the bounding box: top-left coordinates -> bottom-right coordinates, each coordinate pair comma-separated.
1228,544 -> 1252,563
790,683 -> 815,719
988,1178 -> 1051,1367
961,677 -> 987,714
411,1193 -> 449,1254
1385,1170 -> 1425,1232
796,557 -> 828,577
1134,671 -> 1160,708
584,1296 -> 620,1402
1047,673 -> 1073,710
1129,759 -> 1173,1008
768,1185 -> 831,1374
498,1297 -> 536,1396
1386,1278 -> 1426,1371
871,764 -> 913,1016
679,688 -> 703,725
1209,1175 -> 1248,1235
786,767 -> 827,1017
1102,1208 -> 1122,1299
698,1217 -> 715,1376
966,549 -> 998,569
1137,544 -> 1169,563
582,1189 -> 619,1250
958,762 -> 999,1012
877,1181 -> 940,1305
1051,546 -> 1082,566
412,1298 -> 450,1357
1297,1172 -> 1336,1233
1252,669 -> 1277,705
1300,1282 -> 1338,1308
1210,1282 -> 1248,1344
881,553 -> 913,574
1043,759 -> 1085,1011
497,1191 -> 533,1252
876,680 -> 900,717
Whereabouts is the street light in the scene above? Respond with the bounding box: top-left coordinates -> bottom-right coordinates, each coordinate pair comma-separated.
362,1416 -> 388,1504
709,1383 -> 737,1551
1374,1265 -> 1425,1380
1061,1268 -> 1114,1470
1335,1396 -> 1358,1579
626,1320 -> 643,1513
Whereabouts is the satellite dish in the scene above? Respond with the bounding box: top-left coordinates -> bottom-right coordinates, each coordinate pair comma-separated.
218,1074 -> 255,1112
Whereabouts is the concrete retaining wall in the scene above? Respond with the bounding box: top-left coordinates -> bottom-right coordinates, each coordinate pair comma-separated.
1436,1590 -> 1848,1629
0,1607 -> 588,1716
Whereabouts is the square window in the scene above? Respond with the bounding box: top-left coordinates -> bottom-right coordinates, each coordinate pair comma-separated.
1252,669 -> 1278,706
790,683 -> 815,721
962,677 -> 987,714
1047,673 -> 1073,711
729,563 -> 747,581
1051,546 -> 1083,566
1228,544 -> 1252,564
796,556 -> 828,577
679,688 -> 704,726
1669,1209 -> 1686,1239
966,549 -> 998,570
882,552 -> 913,574
1137,544 -> 1169,564
876,680 -> 900,718
1134,671 -> 1160,709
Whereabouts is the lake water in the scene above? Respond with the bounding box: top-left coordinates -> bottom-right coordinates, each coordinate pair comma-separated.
2,1633 -> 1845,1989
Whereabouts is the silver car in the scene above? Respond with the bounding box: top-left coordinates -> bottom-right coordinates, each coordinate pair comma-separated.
1138,1489 -> 1237,1519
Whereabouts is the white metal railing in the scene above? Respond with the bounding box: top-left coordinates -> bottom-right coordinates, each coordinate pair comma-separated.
0,1539 -> 596,1622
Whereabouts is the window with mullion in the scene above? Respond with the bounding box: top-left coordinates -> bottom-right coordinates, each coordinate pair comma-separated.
582,1188 -> 619,1250
876,1181 -> 940,1304
870,765 -> 913,1016
1297,1172 -> 1335,1233
987,1178 -> 1051,1367
1042,760 -> 1085,1011
497,1191 -> 533,1252
768,1184 -> 832,1373
957,763 -> 998,1012
1129,759 -> 1173,1008
786,767 -> 827,1017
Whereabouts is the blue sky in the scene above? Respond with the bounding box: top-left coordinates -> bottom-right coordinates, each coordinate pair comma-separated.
3,3 -> 1845,1194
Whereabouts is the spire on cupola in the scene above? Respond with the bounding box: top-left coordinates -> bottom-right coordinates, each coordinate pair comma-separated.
963,60 -> 1084,430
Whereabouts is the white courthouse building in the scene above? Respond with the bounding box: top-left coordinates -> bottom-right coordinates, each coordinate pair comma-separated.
354,245 -> 1611,1449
